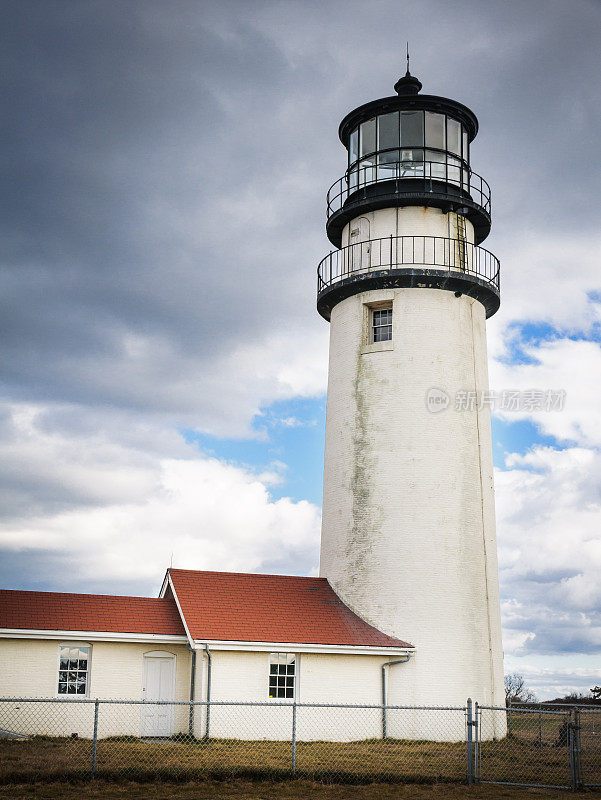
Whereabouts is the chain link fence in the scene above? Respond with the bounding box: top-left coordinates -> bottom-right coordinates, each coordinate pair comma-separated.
0,698 -> 466,783
0,697 -> 599,788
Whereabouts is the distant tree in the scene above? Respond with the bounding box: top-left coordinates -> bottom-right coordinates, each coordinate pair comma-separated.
591,685 -> 601,700
505,672 -> 537,703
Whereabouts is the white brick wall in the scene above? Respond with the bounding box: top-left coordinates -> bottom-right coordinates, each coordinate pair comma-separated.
195,649 -> 424,741
0,640 -> 469,741
0,639 -> 192,738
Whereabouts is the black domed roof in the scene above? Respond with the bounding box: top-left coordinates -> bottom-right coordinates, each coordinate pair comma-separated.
338,73 -> 479,146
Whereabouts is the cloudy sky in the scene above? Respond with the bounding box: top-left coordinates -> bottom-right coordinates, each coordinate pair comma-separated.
2,0 -> 601,700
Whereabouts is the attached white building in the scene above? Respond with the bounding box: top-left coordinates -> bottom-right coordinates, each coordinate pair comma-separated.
0,568 -> 415,741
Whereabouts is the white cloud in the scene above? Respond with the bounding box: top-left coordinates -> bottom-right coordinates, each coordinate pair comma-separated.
490,337 -> 601,447
0,402 -> 321,591
491,233 -> 601,336
496,446 -> 601,657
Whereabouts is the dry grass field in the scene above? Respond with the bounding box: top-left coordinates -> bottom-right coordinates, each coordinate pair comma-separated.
0,729 -> 598,787
0,710 -> 599,794
0,735 -> 468,783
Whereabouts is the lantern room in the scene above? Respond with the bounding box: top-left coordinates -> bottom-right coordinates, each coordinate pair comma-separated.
317,69 -> 500,323
325,70 -> 492,249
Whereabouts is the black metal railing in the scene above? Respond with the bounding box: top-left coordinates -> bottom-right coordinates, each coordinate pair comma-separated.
326,161 -> 491,219
317,235 -> 500,294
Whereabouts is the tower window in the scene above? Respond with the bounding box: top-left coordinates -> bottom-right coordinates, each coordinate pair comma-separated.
372,308 -> 392,343
269,652 -> 296,699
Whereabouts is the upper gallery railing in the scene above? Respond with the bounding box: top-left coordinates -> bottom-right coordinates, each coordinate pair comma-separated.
326,160 -> 492,219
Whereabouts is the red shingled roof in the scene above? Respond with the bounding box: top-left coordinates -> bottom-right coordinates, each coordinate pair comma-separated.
167,569 -> 412,648
0,590 -> 186,636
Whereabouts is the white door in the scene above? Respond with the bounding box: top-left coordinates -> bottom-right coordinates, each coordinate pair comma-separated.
347,217 -> 371,274
141,654 -> 175,737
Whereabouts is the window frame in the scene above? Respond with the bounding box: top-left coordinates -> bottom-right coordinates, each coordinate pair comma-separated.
268,652 -> 297,701
371,306 -> 393,344
361,299 -> 394,354
56,642 -> 92,699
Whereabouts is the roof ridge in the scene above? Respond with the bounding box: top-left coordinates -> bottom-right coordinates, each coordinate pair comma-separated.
0,589 -> 170,602
168,568 -> 328,581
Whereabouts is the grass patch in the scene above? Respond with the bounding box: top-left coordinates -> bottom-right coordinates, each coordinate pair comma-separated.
0,717 -> 599,789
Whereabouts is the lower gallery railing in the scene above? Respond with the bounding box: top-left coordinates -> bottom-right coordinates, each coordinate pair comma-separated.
317,235 -> 500,294
0,698 -> 599,788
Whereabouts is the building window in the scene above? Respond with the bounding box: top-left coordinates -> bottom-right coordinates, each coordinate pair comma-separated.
372,307 -> 392,342
58,644 -> 90,696
269,652 -> 296,699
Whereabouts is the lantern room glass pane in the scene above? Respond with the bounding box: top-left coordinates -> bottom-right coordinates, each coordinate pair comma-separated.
359,118 -> 376,157
447,155 -> 462,185
358,157 -> 376,186
425,149 -> 446,180
378,149 -> 399,180
462,130 -> 469,162
399,154 -> 424,178
378,149 -> 399,165
377,112 -> 399,152
349,128 -> 358,163
425,112 -> 445,150
447,118 -> 461,156
400,111 -> 424,147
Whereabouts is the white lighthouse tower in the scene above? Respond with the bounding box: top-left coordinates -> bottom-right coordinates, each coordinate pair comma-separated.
317,67 -> 505,716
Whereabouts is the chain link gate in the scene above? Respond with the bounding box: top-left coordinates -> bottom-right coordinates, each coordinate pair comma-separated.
472,703 -> 601,790
576,707 -> 601,789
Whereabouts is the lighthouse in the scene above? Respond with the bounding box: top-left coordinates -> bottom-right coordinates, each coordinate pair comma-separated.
317,66 -> 505,715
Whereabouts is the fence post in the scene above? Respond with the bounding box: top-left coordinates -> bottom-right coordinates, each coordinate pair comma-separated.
508,698 -> 512,736
538,709 -> 542,748
573,708 -> 582,790
90,698 -> 99,779
474,701 -> 479,783
569,710 -> 577,791
291,700 -> 297,775
466,698 -> 474,785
